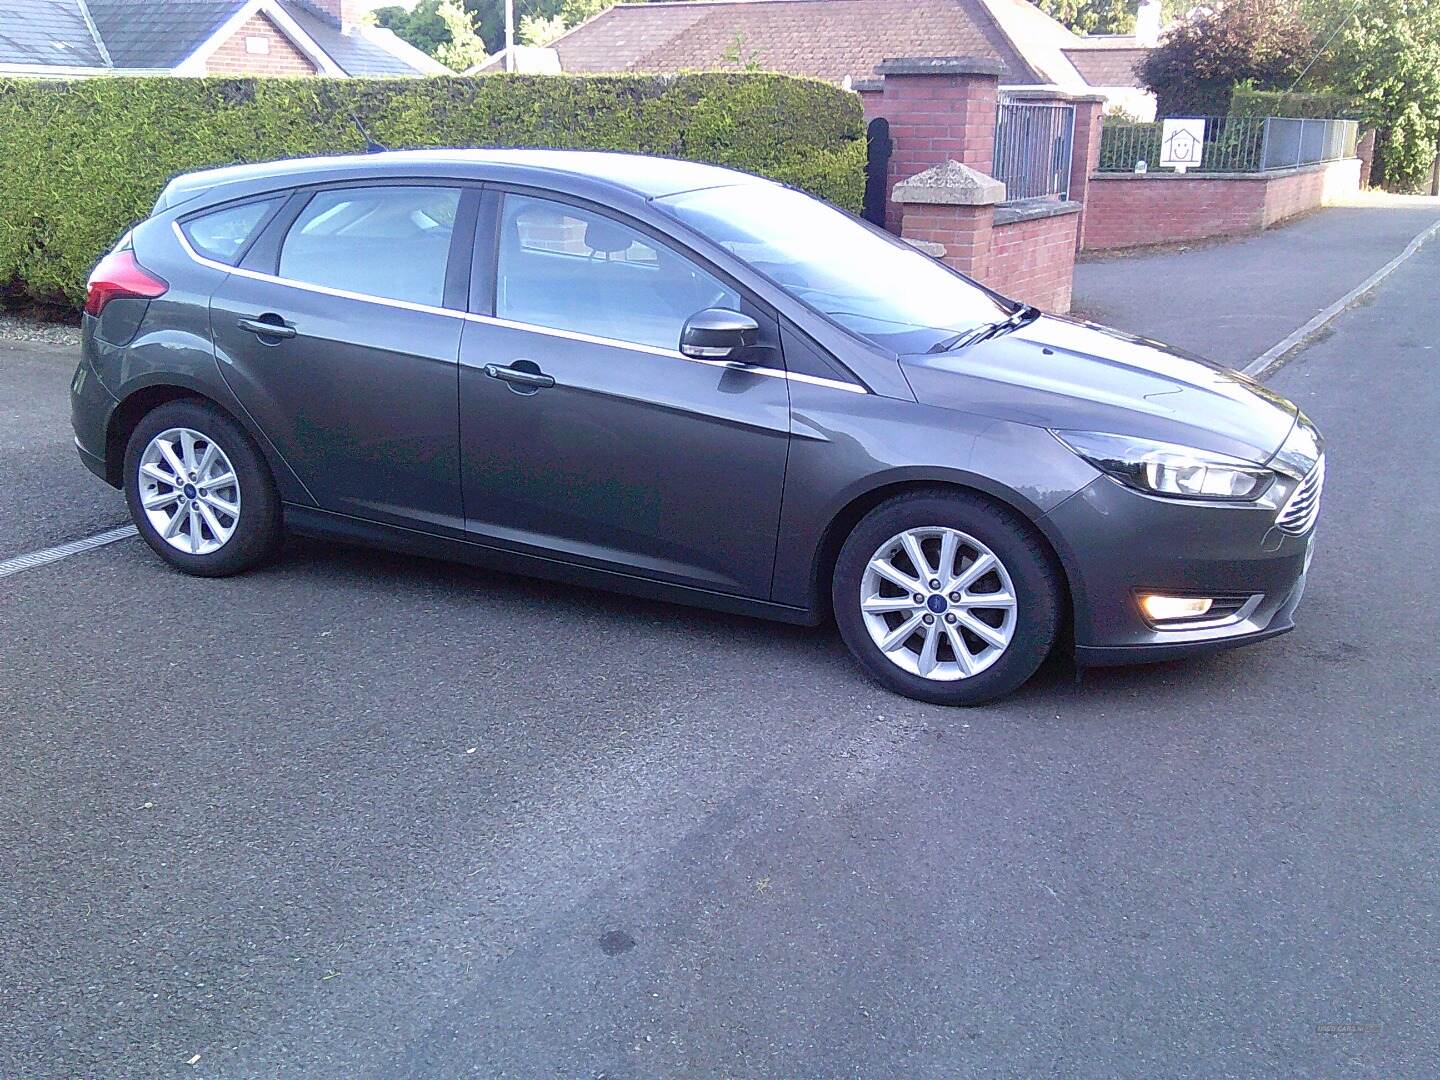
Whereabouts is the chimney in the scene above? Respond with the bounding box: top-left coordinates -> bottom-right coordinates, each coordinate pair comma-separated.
303,0 -> 367,29
1135,0 -> 1163,46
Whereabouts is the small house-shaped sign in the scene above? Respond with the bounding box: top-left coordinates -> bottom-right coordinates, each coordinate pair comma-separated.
1160,119 -> 1207,173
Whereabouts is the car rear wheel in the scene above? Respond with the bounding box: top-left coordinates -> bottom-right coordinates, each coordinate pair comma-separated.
833,491 -> 1063,705
123,399 -> 281,577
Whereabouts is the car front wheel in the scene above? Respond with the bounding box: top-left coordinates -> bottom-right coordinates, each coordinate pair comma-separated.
123,399 -> 282,577
832,490 -> 1063,705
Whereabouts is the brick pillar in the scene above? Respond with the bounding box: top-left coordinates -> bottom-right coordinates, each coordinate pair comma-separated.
894,160 -> 1006,280
1357,128 -> 1377,189
859,56 -> 1004,233
854,77 -> 885,125
1067,95 -> 1105,249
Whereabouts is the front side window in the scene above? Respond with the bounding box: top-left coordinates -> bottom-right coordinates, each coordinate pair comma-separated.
496,194 -> 739,351
655,183 -> 1011,355
181,198 -> 279,264
279,185 -> 461,307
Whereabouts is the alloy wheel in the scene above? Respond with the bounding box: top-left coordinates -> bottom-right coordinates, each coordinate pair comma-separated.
859,526 -> 1018,681
136,427 -> 242,556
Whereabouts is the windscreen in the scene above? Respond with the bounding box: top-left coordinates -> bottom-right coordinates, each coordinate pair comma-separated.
655,183 -> 1010,354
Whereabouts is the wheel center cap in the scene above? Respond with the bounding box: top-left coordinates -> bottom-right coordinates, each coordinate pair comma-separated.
183,483 -> 197,500
926,594 -> 948,614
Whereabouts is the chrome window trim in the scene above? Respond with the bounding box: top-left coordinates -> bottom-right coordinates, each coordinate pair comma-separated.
172,221 -> 868,395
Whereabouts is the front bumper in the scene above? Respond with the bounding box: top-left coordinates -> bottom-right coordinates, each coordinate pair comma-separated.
1045,475 -> 1316,667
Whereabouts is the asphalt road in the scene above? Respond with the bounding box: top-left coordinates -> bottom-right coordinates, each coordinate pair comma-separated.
3,245 -> 1438,1078
1073,193 -> 1440,367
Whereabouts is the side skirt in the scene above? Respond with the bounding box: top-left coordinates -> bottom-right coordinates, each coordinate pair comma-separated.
282,504 -> 822,627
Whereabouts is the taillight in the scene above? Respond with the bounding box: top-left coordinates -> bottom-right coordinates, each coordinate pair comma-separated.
84,249 -> 168,317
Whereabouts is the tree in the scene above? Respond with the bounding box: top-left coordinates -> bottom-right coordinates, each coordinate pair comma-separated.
1034,0 -> 1136,36
520,0 -> 607,45
519,12 -> 567,45
1303,0 -> 1440,192
434,0 -> 488,70
1139,0 -> 1314,116
382,1 -> 687,57
373,1 -> 449,56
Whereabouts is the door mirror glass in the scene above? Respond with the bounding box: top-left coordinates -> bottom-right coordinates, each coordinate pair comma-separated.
680,308 -> 759,360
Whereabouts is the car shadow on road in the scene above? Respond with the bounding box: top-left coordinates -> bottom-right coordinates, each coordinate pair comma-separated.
270,533 -> 1256,716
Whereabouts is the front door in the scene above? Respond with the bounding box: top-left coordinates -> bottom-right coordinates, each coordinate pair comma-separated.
209,183 -> 472,533
458,192 -> 790,598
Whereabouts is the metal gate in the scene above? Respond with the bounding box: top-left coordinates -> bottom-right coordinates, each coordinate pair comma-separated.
993,101 -> 1075,201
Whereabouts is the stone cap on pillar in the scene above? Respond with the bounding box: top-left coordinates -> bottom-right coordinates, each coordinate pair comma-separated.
892,160 -> 1006,206
874,56 -> 1006,78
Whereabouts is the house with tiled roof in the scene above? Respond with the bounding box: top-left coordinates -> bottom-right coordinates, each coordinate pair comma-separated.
0,0 -> 445,78
481,0 -> 1160,117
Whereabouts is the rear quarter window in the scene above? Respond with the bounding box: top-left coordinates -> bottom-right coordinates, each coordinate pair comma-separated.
180,199 -> 280,265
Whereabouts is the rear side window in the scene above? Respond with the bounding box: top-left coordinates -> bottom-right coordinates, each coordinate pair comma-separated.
278,185 -> 461,307
181,198 -> 279,264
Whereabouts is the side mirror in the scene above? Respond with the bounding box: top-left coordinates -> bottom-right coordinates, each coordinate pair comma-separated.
679,308 -> 759,360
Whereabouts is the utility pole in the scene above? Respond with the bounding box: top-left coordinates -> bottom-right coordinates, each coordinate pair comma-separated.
504,0 -> 515,72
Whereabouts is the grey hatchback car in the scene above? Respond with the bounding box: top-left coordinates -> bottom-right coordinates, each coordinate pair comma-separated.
71,149 -> 1323,705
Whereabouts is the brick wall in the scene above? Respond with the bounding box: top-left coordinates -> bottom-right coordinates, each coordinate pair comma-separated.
858,58 -> 1004,233
205,12 -> 318,76
1262,157 -> 1361,226
1083,158 -> 1362,252
987,208 -> 1081,313
860,58 -> 1106,313
902,203 -> 996,279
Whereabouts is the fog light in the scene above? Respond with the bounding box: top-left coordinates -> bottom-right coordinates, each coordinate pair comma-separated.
1140,594 -> 1214,622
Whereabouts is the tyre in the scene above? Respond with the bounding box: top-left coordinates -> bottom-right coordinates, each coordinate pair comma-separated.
832,490 -> 1063,705
123,398 -> 282,577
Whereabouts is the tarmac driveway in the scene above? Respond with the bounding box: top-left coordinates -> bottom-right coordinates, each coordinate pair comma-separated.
3,231 -> 1438,1077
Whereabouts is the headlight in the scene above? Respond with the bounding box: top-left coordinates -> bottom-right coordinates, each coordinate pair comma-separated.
1051,430 -> 1275,501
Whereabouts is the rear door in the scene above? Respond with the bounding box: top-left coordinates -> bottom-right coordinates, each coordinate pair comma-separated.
206,182 -> 476,533
457,190 -> 791,599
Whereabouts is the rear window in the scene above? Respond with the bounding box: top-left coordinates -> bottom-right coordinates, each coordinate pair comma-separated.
278,185 -> 461,307
180,199 -> 279,264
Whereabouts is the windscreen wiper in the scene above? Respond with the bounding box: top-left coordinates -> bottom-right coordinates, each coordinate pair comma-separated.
928,304 -> 1041,354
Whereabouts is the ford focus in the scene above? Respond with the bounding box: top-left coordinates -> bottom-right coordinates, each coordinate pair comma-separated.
71,150 -> 1323,704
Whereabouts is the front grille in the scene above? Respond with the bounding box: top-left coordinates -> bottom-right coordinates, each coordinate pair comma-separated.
1276,456 -> 1324,535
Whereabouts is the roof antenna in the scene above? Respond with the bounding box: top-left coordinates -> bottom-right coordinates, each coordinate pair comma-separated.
349,110 -> 387,154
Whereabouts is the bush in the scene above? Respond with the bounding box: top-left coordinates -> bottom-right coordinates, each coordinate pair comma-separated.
1139,0 -> 1313,117
1229,85 -> 1359,119
0,73 -> 865,306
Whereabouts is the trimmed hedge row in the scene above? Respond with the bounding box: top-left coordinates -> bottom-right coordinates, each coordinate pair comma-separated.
1229,87 -> 1360,120
0,74 -> 865,306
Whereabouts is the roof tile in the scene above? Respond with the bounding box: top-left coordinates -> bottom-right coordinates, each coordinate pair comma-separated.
0,0 -> 106,67
554,0 -> 1054,84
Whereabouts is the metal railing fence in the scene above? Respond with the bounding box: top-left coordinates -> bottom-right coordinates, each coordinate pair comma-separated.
1098,116 -> 1360,174
994,100 -> 1075,201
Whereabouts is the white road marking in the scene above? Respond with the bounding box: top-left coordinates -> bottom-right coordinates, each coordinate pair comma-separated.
0,525 -> 138,579
1244,216 -> 1440,378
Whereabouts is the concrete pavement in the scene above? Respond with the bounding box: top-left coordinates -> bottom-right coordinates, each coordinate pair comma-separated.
1073,192 -> 1440,367
3,238 -> 1438,1076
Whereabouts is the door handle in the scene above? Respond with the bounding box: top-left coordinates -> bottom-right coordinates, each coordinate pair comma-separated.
237,316 -> 297,340
484,363 -> 555,390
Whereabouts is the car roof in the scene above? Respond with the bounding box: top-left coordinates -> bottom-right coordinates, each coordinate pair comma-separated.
155,149 -> 768,213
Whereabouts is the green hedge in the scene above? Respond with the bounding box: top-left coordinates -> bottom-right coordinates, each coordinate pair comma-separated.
1229,86 -> 1360,120
0,74 -> 865,306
